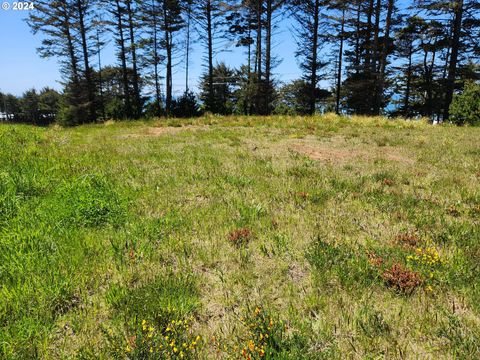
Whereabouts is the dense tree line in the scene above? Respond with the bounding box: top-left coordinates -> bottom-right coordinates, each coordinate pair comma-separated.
1,0 -> 479,125
0,88 -> 61,125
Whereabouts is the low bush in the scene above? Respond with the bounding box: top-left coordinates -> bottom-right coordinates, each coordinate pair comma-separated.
450,81 -> 480,126
228,227 -> 253,247
381,263 -> 422,294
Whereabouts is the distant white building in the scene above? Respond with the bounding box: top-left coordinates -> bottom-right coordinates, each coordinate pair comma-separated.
0,112 -> 8,121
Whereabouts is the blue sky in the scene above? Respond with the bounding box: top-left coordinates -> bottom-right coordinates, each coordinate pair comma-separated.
0,6 -> 303,96
0,9 -> 62,95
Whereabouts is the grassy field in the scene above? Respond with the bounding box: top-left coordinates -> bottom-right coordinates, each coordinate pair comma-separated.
1,114 -> 479,359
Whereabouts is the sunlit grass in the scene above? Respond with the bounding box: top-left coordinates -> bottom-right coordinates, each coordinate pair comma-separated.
0,115 -> 479,358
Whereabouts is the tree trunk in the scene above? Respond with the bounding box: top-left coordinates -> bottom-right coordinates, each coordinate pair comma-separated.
76,0 -> 96,122
423,48 -> 436,118
163,5 -> 172,115
65,29 -> 79,85
255,0 -> 262,113
404,44 -> 412,117
309,0 -> 321,115
371,0 -> 382,115
372,0 -> 381,73
126,0 -> 141,118
246,27 -> 252,115
443,0 -> 463,121
354,0 -> 361,74
165,35 -> 172,115
335,7 -> 345,115
364,0 -> 375,114
185,2 -> 191,92
114,0 -> 131,118
96,28 -> 106,120
376,0 -> 394,115
264,0 -> 272,114
365,0 -> 374,69
379,0 -> 394,76
207,0 -> 214,111
60,1 -> 79,85
151,0 -> 161,114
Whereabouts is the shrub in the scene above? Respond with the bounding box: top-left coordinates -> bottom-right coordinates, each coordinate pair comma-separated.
405,246 -> 447,290
239,306 -> 287,359
381,263 -> 422,294
450,81 -> 480,126
228,228 -> 252,247
56,102 -> 90,126
216,305 -> 313,359
105,274 -> 200,359
172,91 -> 201,118
121,318 -> 201,359
104,316 -> 201,359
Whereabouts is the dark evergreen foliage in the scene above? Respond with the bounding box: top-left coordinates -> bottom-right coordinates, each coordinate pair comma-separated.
17,0 -> 479,124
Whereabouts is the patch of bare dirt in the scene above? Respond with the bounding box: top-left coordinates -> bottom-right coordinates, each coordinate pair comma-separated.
290,143 -> 414,165
287,262 -> 309,283
118,125 -> 204,139
147,126 -> 193,136
376,147 -> 415,165
291,144 -> 357,163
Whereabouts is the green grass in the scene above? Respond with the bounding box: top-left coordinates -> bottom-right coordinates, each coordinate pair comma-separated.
0,115 -> 479,359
